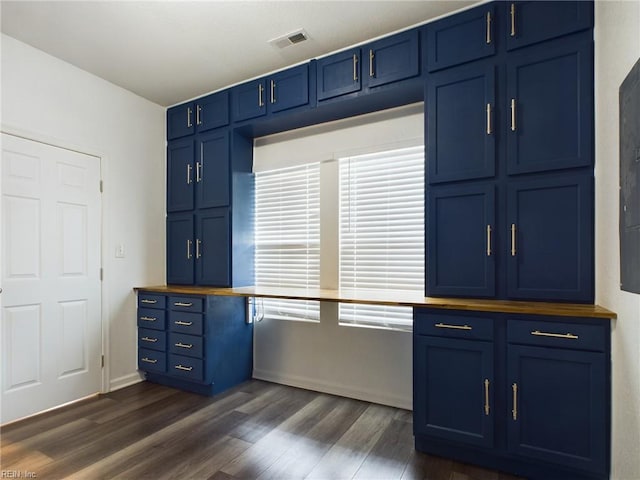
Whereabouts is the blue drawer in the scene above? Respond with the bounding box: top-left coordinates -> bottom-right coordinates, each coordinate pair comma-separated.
414,311 -> 493,341
137,308 -> 166,330
169,311 -> 203,335
137,293 -> 166,309
169,333 -> 203,358
138,328 -> 166,351
507,319 -> 606,352
138,348 -> 166,373
168,354 -> 204,382
169,296 -> 204,313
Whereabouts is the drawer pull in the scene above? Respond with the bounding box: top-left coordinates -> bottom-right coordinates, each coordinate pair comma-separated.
141,357 -> 158,364
175,342 -> 193,349
141,337 -> 158,343
484,379 -> 490,416
140,299 -> 157,304
140,316 -> 156,322
174,302 -> 193,307
175,320 -> 193,326
512,383 -> 518,420
435,323 -> 472,331
531,330 -> 578,340
175,364 -> 193,372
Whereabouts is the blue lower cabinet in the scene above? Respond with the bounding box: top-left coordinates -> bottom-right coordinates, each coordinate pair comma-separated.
413,308 -> 610,480
137,291 -> 252,396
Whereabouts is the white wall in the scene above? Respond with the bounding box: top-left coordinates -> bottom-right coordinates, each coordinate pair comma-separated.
1,34 -> 166,390
253,105 -> 423,409
594,2 -> 640,479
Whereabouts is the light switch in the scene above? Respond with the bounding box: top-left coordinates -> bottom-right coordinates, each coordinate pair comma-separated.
115,244 -> 125,258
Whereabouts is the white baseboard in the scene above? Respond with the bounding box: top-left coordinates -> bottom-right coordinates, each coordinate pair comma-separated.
253,368 -> 413,411
109,372 -> 144,392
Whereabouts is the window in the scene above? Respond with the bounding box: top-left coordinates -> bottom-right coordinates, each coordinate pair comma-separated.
254,163 -> 320,322
339,146 -> 425,330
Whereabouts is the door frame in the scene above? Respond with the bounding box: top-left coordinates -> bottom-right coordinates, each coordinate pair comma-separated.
0,124 -> 109,395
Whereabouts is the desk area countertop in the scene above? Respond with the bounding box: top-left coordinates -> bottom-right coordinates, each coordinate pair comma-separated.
135,285 -> 617,320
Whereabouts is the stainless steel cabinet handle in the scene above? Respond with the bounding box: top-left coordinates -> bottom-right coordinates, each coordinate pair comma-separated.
484,379 -> 490,415
187,107 -> 193,128
196,239 -> 202,259
510,224 -> 517,256
510,99 -> 517,131
510,3 -> 516,37
175,342 -> 193,349
186,239 -> 192,260
175,320 -> 193,326
258,83 -> 264,107
486,11 -> 492,44
196,104 -> 202,125
353,54 -> 358,81
187,164 -> 192,185
435,322 -> 472,331
531,330 -> 579,340
140,299 -> 157,304
142,357 -> 158,364
175,364 -> 193,372
486,225 -> 492,257
369,49 -> 375,77
512,383 -> 518,420
174,302 -> 193,307
141,337 -> 158,343
270,80 -> 276,104
140,316 -> 156,322
486,103 -> 492,135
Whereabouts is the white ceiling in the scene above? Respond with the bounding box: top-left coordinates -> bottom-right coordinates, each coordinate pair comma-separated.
1,0 -> 477,107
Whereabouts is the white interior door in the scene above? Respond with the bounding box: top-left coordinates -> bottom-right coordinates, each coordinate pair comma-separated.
1,133 -> 102,424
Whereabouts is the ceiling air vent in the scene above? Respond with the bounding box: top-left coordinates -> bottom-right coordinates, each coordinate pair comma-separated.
269,29 -> 309,49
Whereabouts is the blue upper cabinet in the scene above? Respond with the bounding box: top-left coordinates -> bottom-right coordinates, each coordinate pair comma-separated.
506,33 -> 593,175
506,1 -> 594,51
167,91 -> 230,140
317,48 -> 362,101
232,64 -> 309,121
197,130 -> 230,209
167,138 -> 195,213
427,184 -> 496,298
365,30 -> 420,88
506,171 -> 593,302
268,64 -> 309,113
426,4 -> 496,72
427,62 -> 496,183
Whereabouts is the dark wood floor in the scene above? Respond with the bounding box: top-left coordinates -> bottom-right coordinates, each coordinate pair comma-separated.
1,380 -> 524,480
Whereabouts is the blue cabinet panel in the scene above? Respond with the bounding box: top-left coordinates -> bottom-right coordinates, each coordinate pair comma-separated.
427,184 -> 495,297
506,172 -> 593,302
427,62 -> 496,183
167,138 -> 195,213
269,64 -> 309,113
167,102 -> 195,140
166,213 -> 194,285
506,1 -> 594,51
414,334 -> 494,448
197,130 -> 229,209
317,48 -> 361,101
507,34 -> 593,175
366,30 -> 420,88
169,311 -> 204,335
138,348 -> 167,374
426,4 -> 496,72
196,91 -> 229,132
196,209 -> 231,287
232,79 -> 267,122
138,328 -> 166,351
169,333 -> 204,358
507,344 -> 607,474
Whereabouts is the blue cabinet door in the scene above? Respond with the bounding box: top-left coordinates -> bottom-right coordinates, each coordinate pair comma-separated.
195,91 -> 229,132
506,1 -> 594,51
197,130 -> 229,209
427,184 -> 495,297
414,335 -> 494,448
167,213 -> 194,285
167,102 -> 195,140
268,64 -> 309,113
427,62 -> 496,183
507,34 -> 593,175
426,4 -> 496,72
366,30 -> 419,88
507,344 -> 607,475
506,172 -> 593,302
232,79 -> 267,122
167,138 -> 194,213
196,209 -> 230,286
317,48 -> 361,101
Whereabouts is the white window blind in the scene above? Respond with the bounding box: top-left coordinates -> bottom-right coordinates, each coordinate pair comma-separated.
255,163 -> 320,322
339,146 -> 425,330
